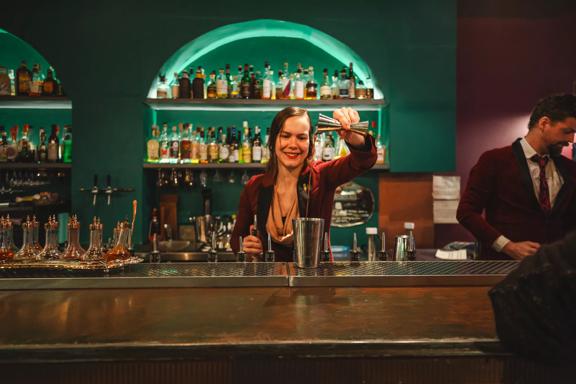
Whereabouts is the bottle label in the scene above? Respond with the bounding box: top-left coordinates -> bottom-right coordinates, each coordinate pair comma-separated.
295,81 -> 304,99
147,139 -> 159,161
199,144 -> 208,161
219,145 -> 230,161
377,147 -> 385,164
216,79 -> 228,97
208,143 -> 219,162
180,140 -> 191,160
252,146 -> 262,162
320,85 -> 331,99
47,143 -> 58,161
262,80 -> 272,99
160,142 -> 170,160
169,141 -> 180,159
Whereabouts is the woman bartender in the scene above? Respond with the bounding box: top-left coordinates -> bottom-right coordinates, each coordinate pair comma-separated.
231,107 -> 377,261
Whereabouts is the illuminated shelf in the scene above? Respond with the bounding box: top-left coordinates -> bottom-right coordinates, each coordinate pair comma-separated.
0,96 -> 72,110
144,98 -> 388,112
143,163 -> 389,171
0,162 -> 72,169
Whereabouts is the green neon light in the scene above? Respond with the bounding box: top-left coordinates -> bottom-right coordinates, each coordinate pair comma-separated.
149,19 -> 383,99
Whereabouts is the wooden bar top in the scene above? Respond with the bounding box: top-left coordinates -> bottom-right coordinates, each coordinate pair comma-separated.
0,286 -> 502,362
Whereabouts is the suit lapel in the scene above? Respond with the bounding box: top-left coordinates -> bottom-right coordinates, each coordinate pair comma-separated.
550,156 -> 574,216
511,139 -> 541,210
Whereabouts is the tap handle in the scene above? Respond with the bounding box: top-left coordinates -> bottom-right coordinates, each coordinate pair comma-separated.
106,174 -> 112,188
93,174 -> 98,187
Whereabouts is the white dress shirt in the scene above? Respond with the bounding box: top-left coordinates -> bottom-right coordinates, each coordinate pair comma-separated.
492,138 -> 564,252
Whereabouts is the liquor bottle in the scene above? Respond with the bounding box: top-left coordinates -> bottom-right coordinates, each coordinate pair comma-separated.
169,125 -> 181,163
16,61 -> 32,96
8,69 -> 16,96
190,127 -> 200,164
207,127 -> 218,163
262,63 -> 273,100
47,125 -> 59,162
314,132 -> 325,162
240,64 -> 251,99
322,133 -> 335,161
180,123 -> 192,163
356,80 -> 367,100
294,68 -> 304,100
335,135 -> 349,159
319,68 -> 331,100
348,62 -> 356,99
159,123 -> 170,163
275,70 -> 284,100
338,67 -> 350,99
282,62 -> 291,99
192,66 -> 204,99
365,75 -> 374,100
305,66 -> 318,100
225,64 -> 233,98
376,134 -> 386,165
156,74 -> 169,99
170,72 -> 179,99
331,70 -> 340,99
261,127 -> 270,164
50,67 -> 63,96
0,126 -> 7,162
252,125 -> 262,163
178,71 -> 191,99
6,126 -> 18,162
207,71 -> 217,99
218,127 -> 229,163
241,121 -> 252,164
250,72 -> 260,99
229,127 -> 238,163
0,67 -> 10,96
216,69 -> 228,98
61,125 -> 72,163
146,125 -> 160,163
30,64 -> 44,97
41,67 -> 58,96
17,124 -> 35,162
230,65 -> 241,99
198,127 -> 208,164
37,128 -> 47,163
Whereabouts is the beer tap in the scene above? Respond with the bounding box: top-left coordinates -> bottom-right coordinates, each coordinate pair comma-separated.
208,231 -> 218,263
264,233 -> 275,262
322,231 -> 331,262
349,232 -> 361,263
90,174 -> 99,206
377,231 -> 389,261
236,235 -> 246,262
105,174 -> 113,205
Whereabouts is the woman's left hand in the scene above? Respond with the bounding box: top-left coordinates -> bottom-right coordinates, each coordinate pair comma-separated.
332,107 -> 365,147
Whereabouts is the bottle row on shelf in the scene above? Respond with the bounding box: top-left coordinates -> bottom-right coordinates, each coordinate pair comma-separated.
0,124 -> 72,163
155,61 -> 376,101
0,61 -> 65,97
146,121 -> 386,165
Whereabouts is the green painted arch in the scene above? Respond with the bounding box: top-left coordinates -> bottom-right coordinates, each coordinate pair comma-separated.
148,19 -> 383,99
0,28 -> 57,78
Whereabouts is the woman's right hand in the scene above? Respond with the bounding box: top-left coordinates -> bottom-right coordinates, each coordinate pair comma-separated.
243,225 -> 263,260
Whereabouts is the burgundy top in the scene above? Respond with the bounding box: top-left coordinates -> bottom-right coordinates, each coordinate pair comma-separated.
457,139 -> 576,259
231,136 -> 377,262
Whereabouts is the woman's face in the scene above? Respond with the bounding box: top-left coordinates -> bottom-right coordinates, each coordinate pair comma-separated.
275,115 -> 310,171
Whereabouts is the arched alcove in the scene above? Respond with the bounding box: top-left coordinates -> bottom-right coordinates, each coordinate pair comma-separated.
147,19 -> 383,100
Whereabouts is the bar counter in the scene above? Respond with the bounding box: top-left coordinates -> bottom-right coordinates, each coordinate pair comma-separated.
0,261 -> 571,383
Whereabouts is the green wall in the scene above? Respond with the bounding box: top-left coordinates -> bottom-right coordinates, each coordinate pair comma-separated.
0,0 -> 456,245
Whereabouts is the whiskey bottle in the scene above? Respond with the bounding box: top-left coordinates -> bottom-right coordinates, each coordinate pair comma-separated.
47,125 -> 59,162
218,127 -> 229,163
41,67 -> 58,96
180,123 -> 192,163
178,71 -> 191,99
294,68 -> 304,100
322,133 -> 335,161
0,67 -> 11,96
229,127 -> 238,163
348,62 -> 356,99
0,127 -> 8,162
305,66 -> 318,100
241,121 -> 252,164
225,64 -> 233,98
207,127 -> 219,163
261,127 -> 270,164
170,72 -> 180,99
240,64 -> 251,99
16,61 -> 32,96
356,80 -> 367,100
198,127 -> 208,164
262,63 -> 273,100
320,68 -> 331,100
192,66 -> 205,99
331,70 -> 340,99
17,124 -> 35,162
339,67 -> 350,99
190,127 -> 200,164
6,126 -> 18,162
156,74 -> 169,99
207,71 -> 217,99
216,69 -> 228,98
230,65 -> 242,99
29,64 -> 44,97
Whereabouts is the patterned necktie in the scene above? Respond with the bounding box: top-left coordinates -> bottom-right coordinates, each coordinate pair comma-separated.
530,154 -> 551,212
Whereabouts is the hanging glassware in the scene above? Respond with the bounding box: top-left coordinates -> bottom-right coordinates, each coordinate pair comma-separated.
0,216 -> 16,262
62,215 -> 86,260
104,221 -> 131,262
32,215 -> 42,253
38,215 -> 62,260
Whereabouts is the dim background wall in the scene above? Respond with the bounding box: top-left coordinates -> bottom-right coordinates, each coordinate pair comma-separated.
0,0 -> 456,245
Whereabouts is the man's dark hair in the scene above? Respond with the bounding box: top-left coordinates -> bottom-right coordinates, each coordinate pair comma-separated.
528,93 -> 576,129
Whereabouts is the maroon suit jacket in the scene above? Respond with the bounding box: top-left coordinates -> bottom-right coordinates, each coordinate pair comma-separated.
457,139 -> 576,259
231,136 -> 377,261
